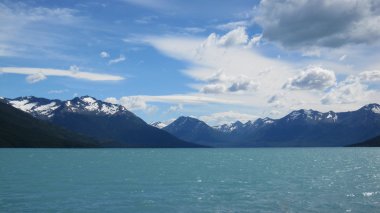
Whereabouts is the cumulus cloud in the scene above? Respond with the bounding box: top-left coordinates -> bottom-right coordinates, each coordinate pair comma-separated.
141,27 -> 296,114
228,78 -> 258,92
109,55 -> 126,64
255,0 -> 380,48
202,27 -> 249,47
100,51 -> 110,58
358,70 -> 380,82
283,66 -> 336,90
321,76 -> 368,104
26,72 -> 46,83
200,71 -> 259,94
199,111 -> 258,125
0,67 -> 124,81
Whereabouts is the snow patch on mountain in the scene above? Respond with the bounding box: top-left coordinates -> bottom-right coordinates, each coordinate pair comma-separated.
9,100 -> 36,112
100,104 -> 119,115
151,121 -> 167,129
214,121 -> 243,132
371,106 -> 380,114
6,96 -> 134,118
326,112 -> 338,122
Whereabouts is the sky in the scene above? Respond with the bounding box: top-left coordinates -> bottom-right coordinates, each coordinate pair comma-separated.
0,0 -> 380,125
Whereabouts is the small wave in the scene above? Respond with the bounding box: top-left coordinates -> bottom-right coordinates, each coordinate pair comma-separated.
362,192 -> 378,197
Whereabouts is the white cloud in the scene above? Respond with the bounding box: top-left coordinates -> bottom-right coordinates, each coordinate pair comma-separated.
140,27 -> 378,118
199,111 -> 258,126
0,3 -> 83,57
0,67 -> 124,81
228,78 -> 259,92
200,71 -> 259,94
106,95 -> 240,107
247,34 -> 262,47
321,76 -> 368,104
104,97 -> 118,104
26,72 -> 46,83
109,55 -> 126,64
283,66 -> 336,90
216,20 -> 249,31
203,27 -> 249,47
100,51 -> 110,58
167,104 -> 183,113
339,54 -> 347,61
105,96 -> 157,112
358,70 -> 380,82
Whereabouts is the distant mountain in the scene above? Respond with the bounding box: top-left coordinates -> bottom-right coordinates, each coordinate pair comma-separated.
0,101 -> 102,148
163,104 -> 380,147
4,96 -> 203,148
163,116 -> 232,147
347,135 -> 380,147
213,121 -> 244,133
150,121 -> 167,129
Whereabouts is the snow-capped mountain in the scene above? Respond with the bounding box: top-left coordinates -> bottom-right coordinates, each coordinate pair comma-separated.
150,121 -> 167,129
4,96 -> 202,148
213,121 -> 244,132
162,104 -> 380,147
361,103 -> 380,114
7,96 -> 62,119
4,96 -> 380,147
282,109 -> 338,123
6,96 -> 129,119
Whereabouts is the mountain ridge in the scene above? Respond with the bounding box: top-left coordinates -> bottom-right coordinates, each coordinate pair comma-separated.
4,96 -> 379,148
4,96 -> 203,148
162,103 -> 380,147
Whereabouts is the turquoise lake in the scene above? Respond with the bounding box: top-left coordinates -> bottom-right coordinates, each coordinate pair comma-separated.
1,148 -> 380,212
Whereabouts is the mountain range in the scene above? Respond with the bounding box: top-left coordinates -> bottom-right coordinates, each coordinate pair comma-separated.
1,95 -> 380,148
1,96 -> 202,148
162,104 -> 380,147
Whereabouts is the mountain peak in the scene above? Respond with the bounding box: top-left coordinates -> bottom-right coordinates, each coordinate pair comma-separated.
165,116 -> 211,132
150,121 -> 167,129
214,120 -> 245,132
285,108 -> 323,122
360,103 -> 380,114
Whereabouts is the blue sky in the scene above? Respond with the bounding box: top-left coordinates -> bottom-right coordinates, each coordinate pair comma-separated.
1,0 -> 380,125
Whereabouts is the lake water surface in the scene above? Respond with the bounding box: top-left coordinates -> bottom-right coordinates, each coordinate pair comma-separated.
1,148 -> 380,212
